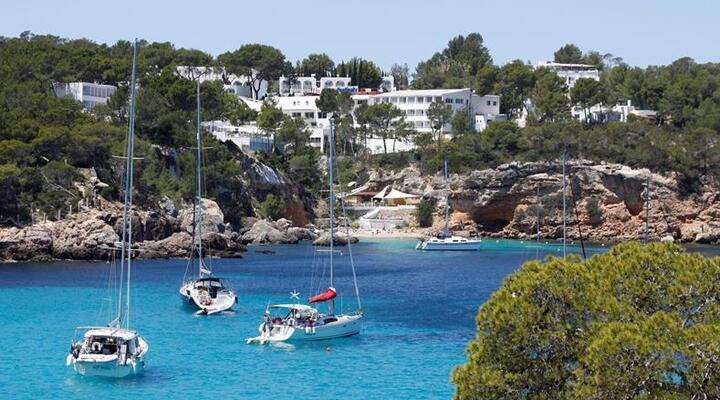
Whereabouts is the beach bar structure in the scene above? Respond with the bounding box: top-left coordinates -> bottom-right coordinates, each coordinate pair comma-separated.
372,186 -> 420,206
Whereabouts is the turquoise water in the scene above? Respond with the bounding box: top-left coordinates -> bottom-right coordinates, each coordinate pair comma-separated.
0,238 -> 601,399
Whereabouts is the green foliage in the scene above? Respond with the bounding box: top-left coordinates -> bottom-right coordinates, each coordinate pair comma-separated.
453,242 -> 720,399
316,88 -> 339,115
362,102 -> 407,154
335,57 -> 383,88
416,197 -> 435,227
413,33 -> 493,90
553,43 -> 583,64
217,44 -> 288,98
530,68 -> 570,123
296,53 -> 335,78
259,193 -> 285,220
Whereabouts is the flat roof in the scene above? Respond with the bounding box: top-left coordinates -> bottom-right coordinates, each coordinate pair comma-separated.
372,88 -> 470,98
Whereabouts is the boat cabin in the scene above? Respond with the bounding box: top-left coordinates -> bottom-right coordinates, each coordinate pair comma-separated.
192,277 -> 227,297
76,327 -> 139,357
266,304 -> 319,325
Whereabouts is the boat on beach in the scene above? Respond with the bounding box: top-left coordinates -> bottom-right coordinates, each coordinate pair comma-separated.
66,40 -> 149,377
247,117 -> 363,344
179,80 -> 237,315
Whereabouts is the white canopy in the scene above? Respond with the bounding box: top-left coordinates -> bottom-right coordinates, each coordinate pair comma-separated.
383,188 -> 419,200
372,185 -> 391,200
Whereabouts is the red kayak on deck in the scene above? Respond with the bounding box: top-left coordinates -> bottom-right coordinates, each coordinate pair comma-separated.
309,287 -> 337,303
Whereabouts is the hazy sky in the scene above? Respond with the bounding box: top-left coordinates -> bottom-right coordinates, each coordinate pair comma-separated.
2,0 -> 717,71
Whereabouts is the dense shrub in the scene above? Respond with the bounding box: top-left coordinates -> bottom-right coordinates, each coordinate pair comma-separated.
453,242 -> 720,399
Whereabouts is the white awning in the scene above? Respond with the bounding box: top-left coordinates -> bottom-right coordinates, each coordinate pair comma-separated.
372,185 -> 391,200
382,188 -> 419,200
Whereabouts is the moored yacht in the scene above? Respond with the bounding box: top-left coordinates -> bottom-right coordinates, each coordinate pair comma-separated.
67,40 -> 149,377
68,327 -> 149,378
416,160 -> 481,251
179,81 -> 237,315
247,117 -> 363,344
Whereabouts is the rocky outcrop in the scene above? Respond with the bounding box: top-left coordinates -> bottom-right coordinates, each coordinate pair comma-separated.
363,160 -> 720,244
312,232 -> 359,246
240,218 -> 318,244
0,198 -> 246,262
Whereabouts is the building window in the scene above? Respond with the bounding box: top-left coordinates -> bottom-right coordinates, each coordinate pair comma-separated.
407,110 -> 415,116
445,98 -> 453,104
304,112 -> 314,118
408,97 -> 415,103
487,101 -> 491,106
417,97 -> 424,104
426,96 -> 433,102
400,97 -> 406,103
454,98 -> 463,104
493,101 -> 497,106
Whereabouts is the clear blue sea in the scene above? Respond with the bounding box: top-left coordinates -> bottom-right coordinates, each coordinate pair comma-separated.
0,238 -> 613,399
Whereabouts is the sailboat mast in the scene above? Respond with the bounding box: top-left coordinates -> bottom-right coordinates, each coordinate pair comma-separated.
644,175 -> 650,244
328,118 -> 335,288
444,159 -> 449,237
120,39 -> 138,329
536,185 -> 541,245
562,152 -> 567,258
194,81 -> 204,272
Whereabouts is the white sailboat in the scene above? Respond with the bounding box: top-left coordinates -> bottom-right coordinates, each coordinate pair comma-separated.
179,81 -> 237,315
247,117 -> 363,344
67,40 -> 149,377
416,160 -> 481,251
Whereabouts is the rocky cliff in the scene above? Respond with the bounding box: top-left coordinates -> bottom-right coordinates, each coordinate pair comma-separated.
0,197 -> 246,261
363,160 -> 720,244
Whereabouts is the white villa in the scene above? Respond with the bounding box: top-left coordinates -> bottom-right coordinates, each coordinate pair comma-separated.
279,75 -> 396,96
536,61 -> 600,88
53,82 -> 117,110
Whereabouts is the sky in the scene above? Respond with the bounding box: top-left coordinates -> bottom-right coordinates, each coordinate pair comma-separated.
1,0 -> 718,71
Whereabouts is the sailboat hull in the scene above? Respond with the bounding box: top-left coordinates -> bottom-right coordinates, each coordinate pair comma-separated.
248,314 -> 362,344
417,237 -> 481,251
73,357 -> 146,378
68,335 -> 148,378
179,281 -> 236,315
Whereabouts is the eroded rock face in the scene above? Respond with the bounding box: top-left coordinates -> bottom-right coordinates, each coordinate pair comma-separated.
364,160 -> 720,244
312,232 -> 359,246
0,197 -> 246,262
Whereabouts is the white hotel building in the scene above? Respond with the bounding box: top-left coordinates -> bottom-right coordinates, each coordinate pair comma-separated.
53,82 -> 117,110
367,88 -> 501,133
214,87 -> 502,154
535,61 -> 600,88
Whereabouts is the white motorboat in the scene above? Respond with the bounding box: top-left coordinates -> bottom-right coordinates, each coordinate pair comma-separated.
247,117 -> 363,344
67,40 -> 148,377
67,327 -> 148,377
417,160 -> 481,251
179,81 -> 237,315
